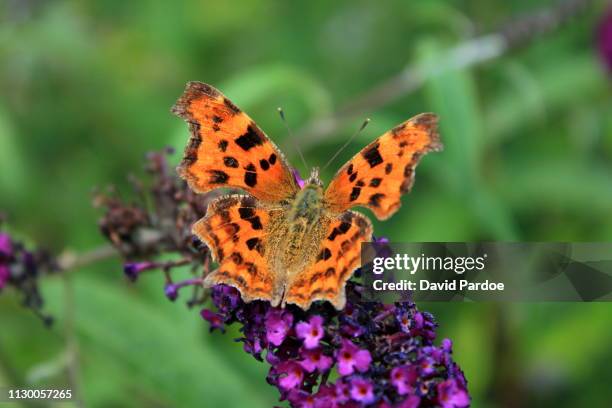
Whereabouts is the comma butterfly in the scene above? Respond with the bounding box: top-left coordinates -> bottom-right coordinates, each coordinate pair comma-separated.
173,82 -> 442,310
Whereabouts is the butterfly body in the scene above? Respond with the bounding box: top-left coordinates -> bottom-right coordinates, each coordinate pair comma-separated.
264,169 -> 333,305
173,82 -> 442,310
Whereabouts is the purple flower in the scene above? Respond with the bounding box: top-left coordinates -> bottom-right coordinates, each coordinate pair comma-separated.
287,389 -> 316,408
211,284 -> 241,313
0,265 -> 9,289
396,308 -> 412,333
123,261 -> 156,281
0,233 -> 12,259
0,233 -> 13,290
349,377 -> 375,404
200,309 -> 225,332
598,9 -> 612,73
292,168 -> 305,189
390,365 -> 418,395
442,338 -> 453,352
295,315 -> 324,349
276,361 -> 304,391
397,395 -> 421,408
419,356 -> 436,376
299,348 -> 333,373
164,277 -> 203,301
265,308 -> 294,346
164,284 -> 179,301
336,339 -> 372,376
437,378 -> 470,408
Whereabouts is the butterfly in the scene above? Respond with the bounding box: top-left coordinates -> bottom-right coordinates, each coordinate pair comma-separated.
173,82 -> 442,310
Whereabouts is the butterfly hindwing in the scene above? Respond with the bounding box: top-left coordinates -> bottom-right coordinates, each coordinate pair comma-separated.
173,82 -> 299,202
283,211 -> 373,310
324,113 -> 442,220
196,194 -> 278,303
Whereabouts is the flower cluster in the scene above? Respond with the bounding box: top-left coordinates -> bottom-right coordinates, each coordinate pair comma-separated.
0,221 -> 58,325
203,282 -> 470,407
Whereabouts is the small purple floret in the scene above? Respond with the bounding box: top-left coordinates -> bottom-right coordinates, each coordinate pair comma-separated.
336,339 -> 372,376
292,168 -> 305,189
437,378 -> 470,408
123,261 -> 155,281
295,315 -> 324,349
349,377 -> 375,404
201,309 -> 225,332
265,308 -> 293,347
299,348 -> 333,373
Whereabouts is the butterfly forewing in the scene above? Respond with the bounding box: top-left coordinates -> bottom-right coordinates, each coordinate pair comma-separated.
324,113 -> 442,220
173,82 -> 299,203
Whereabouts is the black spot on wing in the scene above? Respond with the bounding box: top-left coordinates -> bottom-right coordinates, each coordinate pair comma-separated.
268,153 -> 277,164
209,170 -> 229,184
318,248 -> 332,261
248,216 -> 263,230
212,115 -> 223,123
369,193 -> 385,208
350,187 -> 361,201
246,237 -> 260,250
224,157 -> 239,168
259,159 -> 270,171
385,163 -> 393,174
328,217 -> 353,241
238,207 -> 255,219
244,163 -> 257,187
370,178 -> 382,187
349,172 -> 357,182
235,125 -> 264,151
218,140 -> 228,152
362,142 -> 383,168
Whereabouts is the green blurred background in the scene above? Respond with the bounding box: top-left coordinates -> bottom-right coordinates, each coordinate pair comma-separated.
1,0 -> 611,407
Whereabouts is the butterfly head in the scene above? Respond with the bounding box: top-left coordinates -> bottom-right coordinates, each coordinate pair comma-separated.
304,167 -> 323,188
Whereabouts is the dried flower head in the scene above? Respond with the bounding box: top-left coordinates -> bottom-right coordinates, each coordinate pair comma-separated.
0,223 -> 58,325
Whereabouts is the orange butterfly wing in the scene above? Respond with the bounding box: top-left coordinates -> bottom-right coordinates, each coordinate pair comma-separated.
284,211 -> 373,310
173,82 -> 299,202
324,113 -> 442,220
195,194 -> 282,304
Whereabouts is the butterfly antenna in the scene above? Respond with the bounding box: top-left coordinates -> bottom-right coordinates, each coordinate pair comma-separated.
322,118 -> 370,171
278,107 -> 309,171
